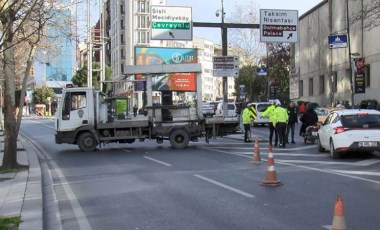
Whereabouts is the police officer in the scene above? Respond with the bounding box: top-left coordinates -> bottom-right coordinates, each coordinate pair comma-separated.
273,100 -> 289,148
261,100 -> 278,147
242,103 -> 257,143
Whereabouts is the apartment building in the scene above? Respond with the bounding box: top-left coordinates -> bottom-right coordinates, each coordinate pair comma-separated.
292,0 -> 380,107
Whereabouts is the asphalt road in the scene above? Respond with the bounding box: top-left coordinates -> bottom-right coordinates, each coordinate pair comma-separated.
20,119 -> 380,230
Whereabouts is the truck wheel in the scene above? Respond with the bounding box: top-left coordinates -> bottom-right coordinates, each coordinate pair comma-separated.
78,132 -> 98,152
169,129 -> 189,149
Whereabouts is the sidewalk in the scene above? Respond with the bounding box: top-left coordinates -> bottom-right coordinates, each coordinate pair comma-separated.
0,131 -> 43,230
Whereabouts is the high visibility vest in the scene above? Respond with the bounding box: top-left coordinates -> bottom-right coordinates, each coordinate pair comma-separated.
261,104 -> 276,123
273,107 -> 289,126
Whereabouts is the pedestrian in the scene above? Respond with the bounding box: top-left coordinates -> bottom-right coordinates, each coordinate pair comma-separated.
299,104 -> 318,136
133,104 -> 138,117
261,100 -> 278,147
242,103 -> 257,143
273,101 -> 288,148
286,101 -> 298,144
299,102 -> 306,115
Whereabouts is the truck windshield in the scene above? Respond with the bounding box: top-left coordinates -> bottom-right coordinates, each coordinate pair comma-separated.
62,91 -> 87,120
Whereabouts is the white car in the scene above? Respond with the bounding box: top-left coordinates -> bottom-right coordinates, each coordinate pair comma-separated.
215,102 -> 237,117
251,102 -> 272,126
317,109 -> 380,159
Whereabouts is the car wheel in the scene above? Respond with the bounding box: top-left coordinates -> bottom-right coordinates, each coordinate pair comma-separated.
78,132 -> 98,152
169,129 -> 190,149
318,136 -> 325,152
329,140 -> 340,159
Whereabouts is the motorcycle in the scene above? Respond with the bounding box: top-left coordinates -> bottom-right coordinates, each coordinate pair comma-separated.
303,125 -> 319,144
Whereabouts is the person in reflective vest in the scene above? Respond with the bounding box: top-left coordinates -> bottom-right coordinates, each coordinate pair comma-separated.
273,101 -> 289,148
242,104 -> 257,143
261,101 -> 278,147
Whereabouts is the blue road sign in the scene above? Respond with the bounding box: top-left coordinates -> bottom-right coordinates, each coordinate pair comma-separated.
328,34 -> 348,49
256,67 -> 267,76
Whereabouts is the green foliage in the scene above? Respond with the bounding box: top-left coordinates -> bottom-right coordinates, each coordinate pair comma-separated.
72,62 -> 113,95
32,86 -> 55,105
235,43 -> 291,102
235,65 -> 267,101
0,216 -> 21,230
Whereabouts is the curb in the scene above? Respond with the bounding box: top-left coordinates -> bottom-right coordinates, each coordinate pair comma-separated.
18,137 -> 43,230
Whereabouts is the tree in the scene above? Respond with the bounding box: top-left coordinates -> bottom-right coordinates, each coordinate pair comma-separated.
72,62 -> 113,95
0,0 -> 73,170
351,0 -> 380,30
235,65 -> 267,101
32,85 -> 55,104
226,0 -> 265,65
262,43 -> 291,101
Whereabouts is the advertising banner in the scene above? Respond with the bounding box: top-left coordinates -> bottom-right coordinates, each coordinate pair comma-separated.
134,47 -> 198,91
354,58 -> 365,94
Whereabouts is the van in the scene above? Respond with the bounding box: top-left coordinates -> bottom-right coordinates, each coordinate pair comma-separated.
216,102 -> 238,117
250,102 -> 272,126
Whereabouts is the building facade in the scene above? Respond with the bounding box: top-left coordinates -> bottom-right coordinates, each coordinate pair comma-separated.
292,0 -> 380,107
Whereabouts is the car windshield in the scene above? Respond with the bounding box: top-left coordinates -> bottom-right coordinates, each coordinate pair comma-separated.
228,104 -> 235,110
340,113 -> 380,128
257,104 -> 270,112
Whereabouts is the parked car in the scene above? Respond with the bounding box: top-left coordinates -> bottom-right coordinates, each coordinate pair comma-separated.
215,102 -> 238,117
202,104 -> 215,117
251,102 -> 272,126
314,107 -> 330,123
317,109 -> 380,159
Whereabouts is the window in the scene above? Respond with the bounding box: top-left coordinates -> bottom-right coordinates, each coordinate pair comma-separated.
62,91 -> 87,120
309,78 -> 313,96
120,19 -> 124,29
365,64 -> 370,87
299,80 -> 303,97
120,4 -> 125,14
319,75 -> 324,94
121,34 -> 124,43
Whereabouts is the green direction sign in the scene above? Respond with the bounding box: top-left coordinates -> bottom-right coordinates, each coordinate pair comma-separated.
151,6 -> 193,40
152,22 -> 191,30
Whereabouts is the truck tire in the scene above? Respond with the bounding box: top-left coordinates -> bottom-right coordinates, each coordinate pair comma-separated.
78,132 -> 98,152
169,129 -> 189,149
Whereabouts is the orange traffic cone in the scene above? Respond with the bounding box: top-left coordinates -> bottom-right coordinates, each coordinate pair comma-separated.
251,137 -> 261,164
261,145 -> 282,186
331,195 -> 347,230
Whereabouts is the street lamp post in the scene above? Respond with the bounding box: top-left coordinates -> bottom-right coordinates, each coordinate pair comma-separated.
216,0 -> 228,117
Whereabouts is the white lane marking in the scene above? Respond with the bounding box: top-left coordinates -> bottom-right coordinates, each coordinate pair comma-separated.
278,160 -> 358,165
28,139 -> 91,230
330,170 -> 380,176
202,146 -> 380,185
355,159 -> 380,166
143,156 -> 172,167
209,145 -> 317,151
278,159 -> 380,166
235,151 -> 327,157
194,174 -> 255,198
322,225 -> 331,229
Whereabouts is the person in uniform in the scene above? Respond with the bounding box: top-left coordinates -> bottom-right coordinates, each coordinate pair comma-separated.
273,101 -> 289,148
242,103 -> 257,143
261,100 -> 278,147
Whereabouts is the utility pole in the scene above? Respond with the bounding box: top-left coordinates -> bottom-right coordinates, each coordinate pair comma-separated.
194,6 -> 259,116
87,0 -> 93,88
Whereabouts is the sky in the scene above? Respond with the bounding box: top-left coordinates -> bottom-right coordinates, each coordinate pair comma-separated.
166,0 -> 324,43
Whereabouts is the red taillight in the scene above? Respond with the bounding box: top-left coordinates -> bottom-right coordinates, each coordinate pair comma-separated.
334,126 -> 347,134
